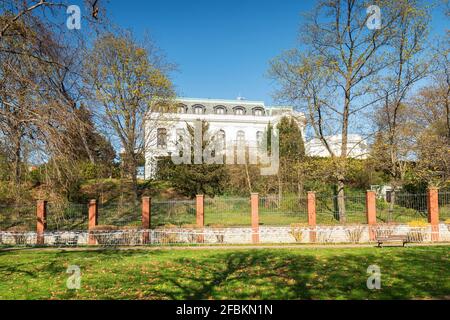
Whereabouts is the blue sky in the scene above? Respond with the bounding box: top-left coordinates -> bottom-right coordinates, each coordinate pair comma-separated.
104,0 -> 448,105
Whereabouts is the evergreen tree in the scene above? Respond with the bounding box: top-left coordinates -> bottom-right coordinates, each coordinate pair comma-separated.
157,121 -> 228,198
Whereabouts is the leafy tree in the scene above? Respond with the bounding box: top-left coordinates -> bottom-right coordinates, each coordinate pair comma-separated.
85,31 -> 174,199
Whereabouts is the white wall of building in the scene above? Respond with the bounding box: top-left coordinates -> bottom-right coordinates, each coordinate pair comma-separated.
144,97 -> 306,179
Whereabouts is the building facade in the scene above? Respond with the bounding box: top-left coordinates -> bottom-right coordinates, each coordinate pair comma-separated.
144,97 -> 306,179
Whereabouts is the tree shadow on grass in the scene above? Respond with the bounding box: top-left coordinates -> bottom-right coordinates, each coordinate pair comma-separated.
147,248 -> 450,300
0,247 -> 448,300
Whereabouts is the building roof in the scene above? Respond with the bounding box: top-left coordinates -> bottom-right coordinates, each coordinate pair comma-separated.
175,97 -> 295,116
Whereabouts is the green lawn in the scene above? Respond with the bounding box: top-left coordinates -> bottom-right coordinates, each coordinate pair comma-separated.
0,246 -> 449,300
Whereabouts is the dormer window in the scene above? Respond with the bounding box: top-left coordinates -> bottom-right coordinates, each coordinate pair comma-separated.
177,104 -> 187,114
253,108 -> 264,116
214,106 -> 226,115
234,107 -> 245,115
193,105 -> 205,114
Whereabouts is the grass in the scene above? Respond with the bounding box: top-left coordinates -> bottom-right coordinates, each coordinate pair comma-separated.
0,246 -> 449,300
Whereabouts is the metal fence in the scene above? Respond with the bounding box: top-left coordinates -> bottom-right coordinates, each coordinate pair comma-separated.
316,194 -> 367,224
2,191 -> 449,235
204,197 -> 250,227
439,192 -> 450,221
376,193 -> 428,223
0,204 -> 35,231
259,195 -> 308,225
97,202 -> 141,227
47,202 -> 88,231
151,200 -> 196,227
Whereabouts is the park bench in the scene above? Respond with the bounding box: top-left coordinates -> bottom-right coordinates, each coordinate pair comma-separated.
376,234 -> 409,247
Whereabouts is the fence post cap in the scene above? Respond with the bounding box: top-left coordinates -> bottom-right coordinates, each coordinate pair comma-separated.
89,199 -> 97,204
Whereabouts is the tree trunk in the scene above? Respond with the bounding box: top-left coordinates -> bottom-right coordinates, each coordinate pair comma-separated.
244,163 -> 252,194
388,189 -> 396,223
337,178 -> 346,223
278,173 -> 283,203
12,136 -> 21,186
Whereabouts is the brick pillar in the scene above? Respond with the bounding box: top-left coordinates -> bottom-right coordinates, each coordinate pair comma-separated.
142,197 -> 151,244
251,193 -> 260,244
36,200 -> 47,245
427,188 -> 439,241
196,195 -> 204,243
307,192 -> 316,243
88,199 -> 98,245
366,190 -> 377,241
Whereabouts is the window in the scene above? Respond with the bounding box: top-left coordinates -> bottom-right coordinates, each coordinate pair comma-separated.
234,107 -> 245,115
253,108 -> 264,116
215,106 -> 226,115
236,130 -> 245,142
157,128 -> 167,148
218,130 -> 226,151
256,131 -> 264,146
193,105 -> 205,114
177,105 -> 186,114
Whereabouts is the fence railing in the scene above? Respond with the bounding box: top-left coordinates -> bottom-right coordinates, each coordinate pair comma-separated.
259,195 -> 308,226
0,204 -> 35,231
47,202 -> 88,231
152,200 -> 196,227
316,194 -> 367,224
439,192 -> 450,221
204,197 -> 250,227
0,189 -> 447,246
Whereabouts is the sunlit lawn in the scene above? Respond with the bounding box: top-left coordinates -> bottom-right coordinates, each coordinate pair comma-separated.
0,246 -> 449,300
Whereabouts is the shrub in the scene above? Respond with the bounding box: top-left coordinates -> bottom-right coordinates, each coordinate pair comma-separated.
209,224 -> 225,243
406,220 -> 429,242
7,226 -> 29,245
90,225 -> 119,245
407,220 -> 429,228
345,226 -> 364,243
158,224 -> 179,244
181,224 -> 200,243
289,223 -> 307,242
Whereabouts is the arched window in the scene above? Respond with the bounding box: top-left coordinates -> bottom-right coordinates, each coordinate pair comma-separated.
217,130 -> 226,151
234,107 -> 245,115
256,131 -> 264,147
253,108 -> 264,116
193,104 -> 205,115
236,130 -> 245,142
157,128 -> 167,148
177,104 -> 187,114
214,106 -> 227,115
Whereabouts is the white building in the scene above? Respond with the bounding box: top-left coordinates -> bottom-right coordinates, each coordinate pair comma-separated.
305,134 -> 369,159
144,97 -> 306,179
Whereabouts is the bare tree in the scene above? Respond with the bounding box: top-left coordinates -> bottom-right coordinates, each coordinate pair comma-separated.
269,0 -> 414,221
371,0 -> 430,214
84,32 -> 175,199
